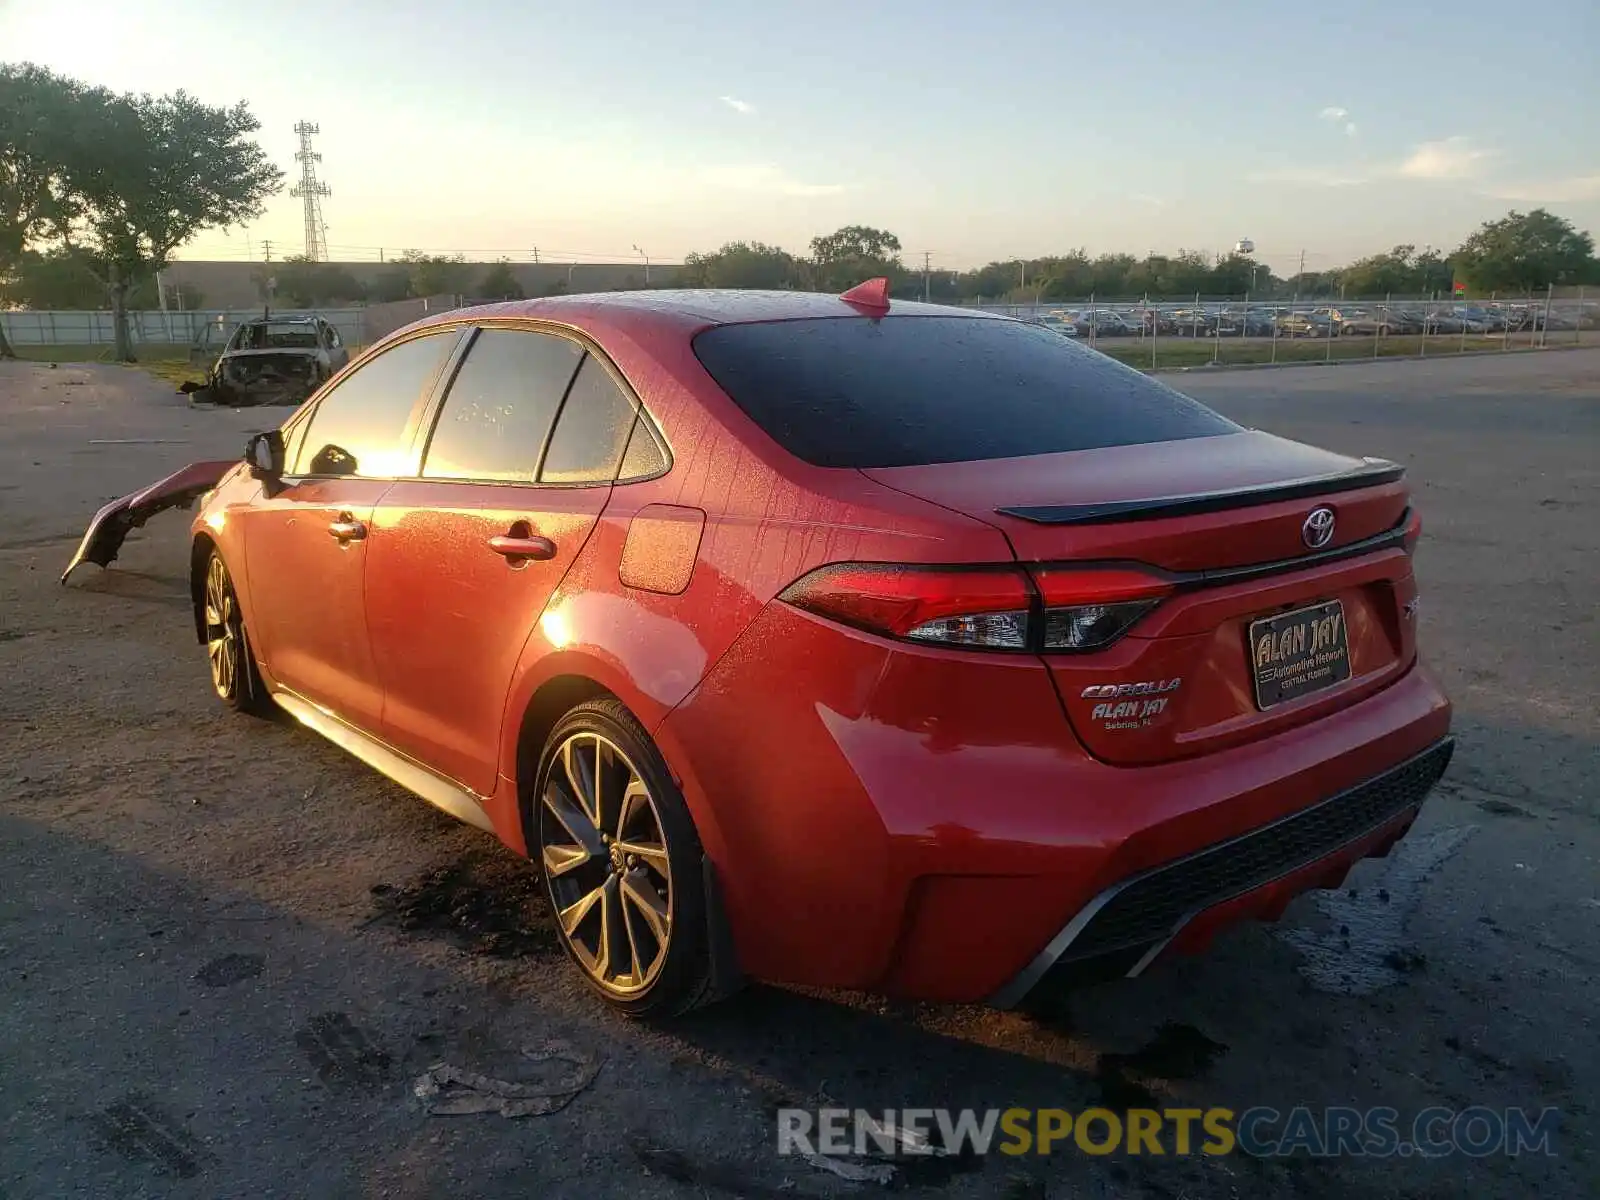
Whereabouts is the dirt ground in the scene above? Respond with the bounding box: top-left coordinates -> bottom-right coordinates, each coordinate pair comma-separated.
1,352 -> 1596,1199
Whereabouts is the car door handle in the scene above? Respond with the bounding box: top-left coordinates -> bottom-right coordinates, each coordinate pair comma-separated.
328,516 -> 367,542
488,534 -> 556,561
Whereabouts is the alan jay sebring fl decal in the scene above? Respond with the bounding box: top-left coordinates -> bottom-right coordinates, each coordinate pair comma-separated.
1080,678 -> 1183,729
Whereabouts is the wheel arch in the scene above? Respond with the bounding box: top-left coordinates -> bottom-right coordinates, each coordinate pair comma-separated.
512,673 -> 614,839
188,532 -> 218,645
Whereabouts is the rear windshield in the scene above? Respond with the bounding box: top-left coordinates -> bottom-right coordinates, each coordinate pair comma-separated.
692,316 -> 1239,468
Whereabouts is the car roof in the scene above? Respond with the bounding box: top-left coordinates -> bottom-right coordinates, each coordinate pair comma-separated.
402,288 -> 1007,342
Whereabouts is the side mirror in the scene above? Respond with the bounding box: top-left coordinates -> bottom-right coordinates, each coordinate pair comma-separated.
244,429 -> 286,479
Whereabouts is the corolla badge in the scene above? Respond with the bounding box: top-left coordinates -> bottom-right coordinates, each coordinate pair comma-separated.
1302,506 -> 1336,549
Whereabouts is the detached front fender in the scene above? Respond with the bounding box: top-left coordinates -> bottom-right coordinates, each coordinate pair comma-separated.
60,460 -> 238,584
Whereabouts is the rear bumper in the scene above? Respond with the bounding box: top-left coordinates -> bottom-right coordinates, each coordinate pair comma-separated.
658,604 -> 1453,1003
989,735 -> 1453,1007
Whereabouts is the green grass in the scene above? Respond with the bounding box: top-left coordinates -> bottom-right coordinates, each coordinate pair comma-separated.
1092,333 -> 1550,370
11,342 -> 206,388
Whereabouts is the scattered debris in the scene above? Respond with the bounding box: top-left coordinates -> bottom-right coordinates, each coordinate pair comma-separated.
1279,825 -> 1476,995
367,850 -> 557,958
414,1041 -> 601,1118
294,1012 -> 391,1092
194,952 -> 264,987
88,439 -> 192,445
799,1150 -> 896,1185
632,1145 -> 796,1197
88,1093 -> 210,1179
1381,949 -> 1427,974
1096,1022 -> 1229,1109
1477,797 -> 1534,818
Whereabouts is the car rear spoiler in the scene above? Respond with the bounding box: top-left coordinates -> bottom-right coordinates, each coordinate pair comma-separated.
60,460 -> 237,584
996,459 -> 1405,526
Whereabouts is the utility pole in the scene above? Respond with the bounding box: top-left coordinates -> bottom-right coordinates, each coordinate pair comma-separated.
289,121 -> 332,261
262,239 -> 273,262
632,244 -> 650,285
923,251 -> 931,302
532,247 -> 540,264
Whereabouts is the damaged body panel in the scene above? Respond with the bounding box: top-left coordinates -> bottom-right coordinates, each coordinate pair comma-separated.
185,315 -> 348,407
60,460 -> 238,583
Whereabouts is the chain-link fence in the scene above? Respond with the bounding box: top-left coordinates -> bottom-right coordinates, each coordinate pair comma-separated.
0,307 -> 368,355
963,287 -> 1594,369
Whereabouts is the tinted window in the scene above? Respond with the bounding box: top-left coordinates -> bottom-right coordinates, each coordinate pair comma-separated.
540,355 -> 637,484
619,417 -> 668,480
293,331 -> 455,477
422,329 -> 584,482
692,316 -> 1240,468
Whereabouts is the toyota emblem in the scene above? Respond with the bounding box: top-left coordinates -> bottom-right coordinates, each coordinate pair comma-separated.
1302,507 -> 1336,549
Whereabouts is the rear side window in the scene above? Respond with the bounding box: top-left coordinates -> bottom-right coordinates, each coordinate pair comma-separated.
293,330 -> 457,477
540,355 -> 638,484
692,316 -> 1239,468
422,328 -> 584,482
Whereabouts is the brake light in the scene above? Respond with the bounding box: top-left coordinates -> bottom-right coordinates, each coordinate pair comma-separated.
777,562 -> 1171,652
1401,508 -> 1423,555
1030,566 -> 1174,652
778,563 -> 1032,649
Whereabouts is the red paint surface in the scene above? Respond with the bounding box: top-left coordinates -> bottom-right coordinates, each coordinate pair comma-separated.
188,292 -> 1453,1003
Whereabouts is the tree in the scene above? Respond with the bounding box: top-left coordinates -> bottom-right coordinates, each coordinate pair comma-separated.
680,241 -> 805,290
367,265 -> 411,303
4,247 -> 103,308
1450,209 -> 1597,294
5,65 -> 282,360
477,258 -> 524,300
274,255 -> 365,307
398,250 -> 470,298
809,225 -> 902,291
0,65 -> 102,357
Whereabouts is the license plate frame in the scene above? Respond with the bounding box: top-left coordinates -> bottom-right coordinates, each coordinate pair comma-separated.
1248,599 -> 1351,710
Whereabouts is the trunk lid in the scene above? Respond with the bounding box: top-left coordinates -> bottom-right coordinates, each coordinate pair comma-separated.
862,430 -> 1418,765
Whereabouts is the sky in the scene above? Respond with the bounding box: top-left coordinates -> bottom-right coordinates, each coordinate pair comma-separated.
3,0 -> 1598,275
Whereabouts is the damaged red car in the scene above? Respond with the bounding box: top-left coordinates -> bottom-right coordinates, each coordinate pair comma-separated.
65,284 -> 1453,1015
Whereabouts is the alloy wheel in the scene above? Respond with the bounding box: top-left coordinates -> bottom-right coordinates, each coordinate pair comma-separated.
204,554 -> 240,699
541,731 -> 674,995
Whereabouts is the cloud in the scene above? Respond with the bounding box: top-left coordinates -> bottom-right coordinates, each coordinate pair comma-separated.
1398,136 -> 1493,180
719,96 -> 756,116
1129,192 -> 1166,207
1252,136 -> 1501,190
1486,173 -> 1600,203
1319,106 -> 1358,137
702,164 -> 848,197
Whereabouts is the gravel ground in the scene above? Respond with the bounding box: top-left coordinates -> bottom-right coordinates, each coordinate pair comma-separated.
1,352 -> 1596,1199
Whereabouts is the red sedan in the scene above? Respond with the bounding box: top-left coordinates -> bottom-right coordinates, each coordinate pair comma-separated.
66,282 -> 1453,1016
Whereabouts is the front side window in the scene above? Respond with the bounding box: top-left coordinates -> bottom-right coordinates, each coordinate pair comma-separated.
540,354 -> 638,484
292,330 -> 457,477
421,328 -> 585,482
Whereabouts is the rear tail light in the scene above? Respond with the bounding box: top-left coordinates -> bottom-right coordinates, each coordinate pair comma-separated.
1031,566 -> 1174,651
778,563 -> 1031,649
778,562 -> 1171,652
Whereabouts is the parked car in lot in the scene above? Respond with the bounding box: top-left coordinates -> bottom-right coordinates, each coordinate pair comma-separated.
1066,309 -> 1137,337
1276,311 -> 1334,338
65,285 -> 1453,1015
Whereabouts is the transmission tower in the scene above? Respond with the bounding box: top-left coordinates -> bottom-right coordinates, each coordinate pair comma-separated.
290,121 -> 331,261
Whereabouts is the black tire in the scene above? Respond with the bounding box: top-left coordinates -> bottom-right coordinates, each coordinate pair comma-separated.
202,550 -> 272,715
533,698 -> 713,1018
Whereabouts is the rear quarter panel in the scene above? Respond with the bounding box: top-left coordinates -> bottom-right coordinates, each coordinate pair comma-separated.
492,315 -> 1015,845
